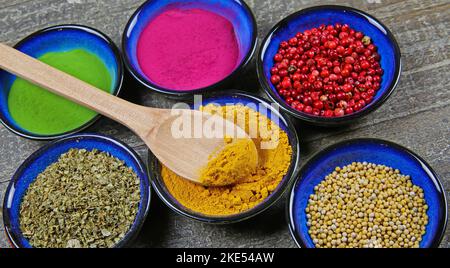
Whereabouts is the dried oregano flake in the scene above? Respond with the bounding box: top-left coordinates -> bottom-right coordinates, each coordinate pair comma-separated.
19,149 -> 141,248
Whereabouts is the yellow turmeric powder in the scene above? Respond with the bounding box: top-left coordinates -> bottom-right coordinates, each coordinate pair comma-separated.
161,104 -> 292,216
199,138 -> 258,187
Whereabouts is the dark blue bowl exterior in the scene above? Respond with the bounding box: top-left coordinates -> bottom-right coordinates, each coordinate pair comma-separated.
123,0 -> 257,94
149,91 -> 300,223
0,25 -> 123,140
3,133 -> 151,248
289,139 -> 447,248
258,6 -> 401,125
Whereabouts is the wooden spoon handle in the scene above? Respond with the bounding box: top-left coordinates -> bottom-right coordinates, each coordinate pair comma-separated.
0,43 -> 152,132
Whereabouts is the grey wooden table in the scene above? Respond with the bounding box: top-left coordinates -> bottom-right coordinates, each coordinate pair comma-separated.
0,0 -> 448,248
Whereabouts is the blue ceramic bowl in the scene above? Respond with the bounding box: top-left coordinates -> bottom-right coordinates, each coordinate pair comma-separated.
257,6 -> 402,126
2,133 -> 151,248
149,91 -> 300,223
0,25 -> 124,140
288,138 -> 447,248
122,0 -> 257,96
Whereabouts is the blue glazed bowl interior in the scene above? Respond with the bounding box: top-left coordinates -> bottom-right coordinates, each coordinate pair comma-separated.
3,134 -> 151,248
123,0 -> 256,92
289,139 -> 447,248
0,25 -> 122,138
260,6 -> 401,119
150,92 -> 300,223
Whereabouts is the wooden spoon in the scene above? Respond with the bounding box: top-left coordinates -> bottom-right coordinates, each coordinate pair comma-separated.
0,43 -> 257,184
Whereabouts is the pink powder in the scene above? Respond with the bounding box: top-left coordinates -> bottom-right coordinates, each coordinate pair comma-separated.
137,8 -> 240,91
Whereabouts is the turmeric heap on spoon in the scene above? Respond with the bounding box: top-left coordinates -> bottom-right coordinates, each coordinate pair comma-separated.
199,137 -> 258,187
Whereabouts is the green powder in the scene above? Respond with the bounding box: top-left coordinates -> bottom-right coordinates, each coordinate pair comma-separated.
8,49 -> 112,135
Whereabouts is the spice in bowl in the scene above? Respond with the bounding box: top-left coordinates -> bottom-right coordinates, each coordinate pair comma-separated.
8,49 -> 113,135
19,149 -> 140,248
199,137 -> 258,187
161,104 -> 292,216
270,24 -> 383,117
306,162 -> 428,248
136,8 -> 239,91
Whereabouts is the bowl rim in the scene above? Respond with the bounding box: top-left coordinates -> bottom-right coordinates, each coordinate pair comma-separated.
2,133 -> 152,248
0,24 -> 125,141
257,5 -> 402,125
286,137 -> 448,248
148,90 -> 301,224
121,0 -> 258,96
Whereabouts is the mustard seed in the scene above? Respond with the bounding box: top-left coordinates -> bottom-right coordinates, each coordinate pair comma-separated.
306,162 -> 428,248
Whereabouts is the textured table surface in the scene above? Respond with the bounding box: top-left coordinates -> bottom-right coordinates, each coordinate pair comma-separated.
0,0 -> 448,248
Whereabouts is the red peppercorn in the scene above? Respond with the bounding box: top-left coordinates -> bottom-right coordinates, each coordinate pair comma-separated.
328,50 -> 339,59
345,107 -> 354,114
296,103 -> 305,111
274,54 -> 283,62
270,24 -> 382,117
280,41 -> 289,49
334,108 -> 345,117
314,81 -> 323,90
353,103 -> 362,111
292,73 -> 301,81
339,31 -> 349,39
340,38 -> 350,47
271,75 -> 281,85
337,100 -> 348,109
341,68 -> 350,77
326,41 -> 337,49
336,92 -> 345,101
324,110 -> 334,117
355,32 -> 364,40
342,83 -> 353,92
285,97 -> 294,105
313,100 -> 324,110
289,37 -> 298,46
279,69 -> 288,77
311,92 -> 320,101
320,69 -> 330,78
335,46 -> 344,55
373,82 -> 381,90
333,66 -> 341,74
345,56 -> 355,64
282,80 -> 292,89
360,60 -> 370,70
303,106 -> 313,114
278,62 -> 288,70
328,74 -> 338,81
320,95 -> 328,102
328,94 -> 337,103
303,96 -> 313,105
367,44 -> 377,52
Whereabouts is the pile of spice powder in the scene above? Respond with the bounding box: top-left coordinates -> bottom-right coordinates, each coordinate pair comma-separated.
137,8 -> 239,90
161,104 -> 292,216
199,137 -> 258,187
19,149 -> 141,248
8,49 -> 112,135
306,162 -> 428,248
